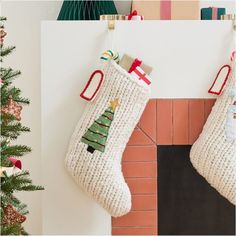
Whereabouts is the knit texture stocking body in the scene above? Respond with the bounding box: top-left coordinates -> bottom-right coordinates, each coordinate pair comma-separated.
65,60 -> 150,216
190,57 -> 236,205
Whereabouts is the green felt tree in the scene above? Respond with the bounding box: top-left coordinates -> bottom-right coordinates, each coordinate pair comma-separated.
0,17 -> 43,235
57,0 -> 118,20
81,99 -> 119,153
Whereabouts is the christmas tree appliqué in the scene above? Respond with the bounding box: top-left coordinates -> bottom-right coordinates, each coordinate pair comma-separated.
81,99 -> 119,153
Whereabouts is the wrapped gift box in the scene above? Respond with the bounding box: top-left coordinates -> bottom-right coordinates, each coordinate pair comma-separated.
201,7 -> 226,20
132,0 -> 200,20
119,54 -> 153,75
130,66 -> 151,86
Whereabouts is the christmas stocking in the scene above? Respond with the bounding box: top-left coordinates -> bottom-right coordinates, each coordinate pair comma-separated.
65,60 -> 150,217
190,54 -> 236,205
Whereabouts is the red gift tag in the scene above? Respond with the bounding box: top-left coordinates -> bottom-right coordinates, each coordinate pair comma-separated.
208,65 -> 231,95
80,70 -> 104,101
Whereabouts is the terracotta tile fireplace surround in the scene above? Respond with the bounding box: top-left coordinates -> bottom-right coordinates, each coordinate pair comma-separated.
112,99 -> 235,235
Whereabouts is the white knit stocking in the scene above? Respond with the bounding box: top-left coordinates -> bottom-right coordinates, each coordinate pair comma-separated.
190,56 -> 236,205
65,60 -> 150,217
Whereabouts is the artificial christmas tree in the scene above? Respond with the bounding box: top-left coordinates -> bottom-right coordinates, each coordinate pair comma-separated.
0,17 -> 43,235
57,0 -> 118,20
81,99 -> 119,153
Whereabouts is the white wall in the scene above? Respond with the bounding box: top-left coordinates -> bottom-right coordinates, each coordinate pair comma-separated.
41,21 -> 112,234
1,0 -> 235,235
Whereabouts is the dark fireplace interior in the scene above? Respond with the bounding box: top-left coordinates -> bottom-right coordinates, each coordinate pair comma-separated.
158,145 -> 235,235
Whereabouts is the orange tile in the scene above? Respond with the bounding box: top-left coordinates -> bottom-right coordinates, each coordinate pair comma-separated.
126,178 -> 157,194
139,99 -> 157,143
156,100 -> 173,145
189,99 -> 205,144
204,99 -> 216,122
112,211 -> 157,227
173,99 -> 189,144
123,146 -> 157,162
128,129 -> 154,146
131,195 -> 157,211
122,162 -> 157,178
112,227 -> 157,235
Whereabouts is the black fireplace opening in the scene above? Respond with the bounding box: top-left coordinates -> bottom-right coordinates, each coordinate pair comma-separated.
158,145 -> 235,235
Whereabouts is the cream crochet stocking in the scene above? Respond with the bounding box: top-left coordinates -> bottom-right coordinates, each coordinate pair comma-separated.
65,60 -> 150,217
190,56 -> 236,205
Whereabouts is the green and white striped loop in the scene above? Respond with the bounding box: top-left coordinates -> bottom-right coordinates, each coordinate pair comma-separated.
100,50 -> 119,64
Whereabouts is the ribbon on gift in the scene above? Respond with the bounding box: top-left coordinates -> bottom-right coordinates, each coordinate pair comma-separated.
131,67 -> 151,85
160,0 -> 172,20
128,58 -> 142,73
210,7 -> 218,20
127,10 -> 144,20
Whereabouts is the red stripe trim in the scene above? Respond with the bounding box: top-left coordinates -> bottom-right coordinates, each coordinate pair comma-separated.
128,58 -> 142,73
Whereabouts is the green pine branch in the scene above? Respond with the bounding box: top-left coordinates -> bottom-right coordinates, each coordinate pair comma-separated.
1,113 -> 18,125
1,194 -> 29,215
13,97 -> 30,105
0,157 -> 12,167
1,139 -> 10,152
1,171 -> 44,195
1,123 -> 30,139
1,45 -> 15,57
12,201 -> 29,215
1,86 -> 30,105
0,223 -> 23,236
1,145 -> 31,159
0,16 -> 7,27
1,68 -> 21,85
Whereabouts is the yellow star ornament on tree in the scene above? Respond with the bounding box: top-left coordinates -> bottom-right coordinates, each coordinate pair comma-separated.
110,99 -> 120,112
